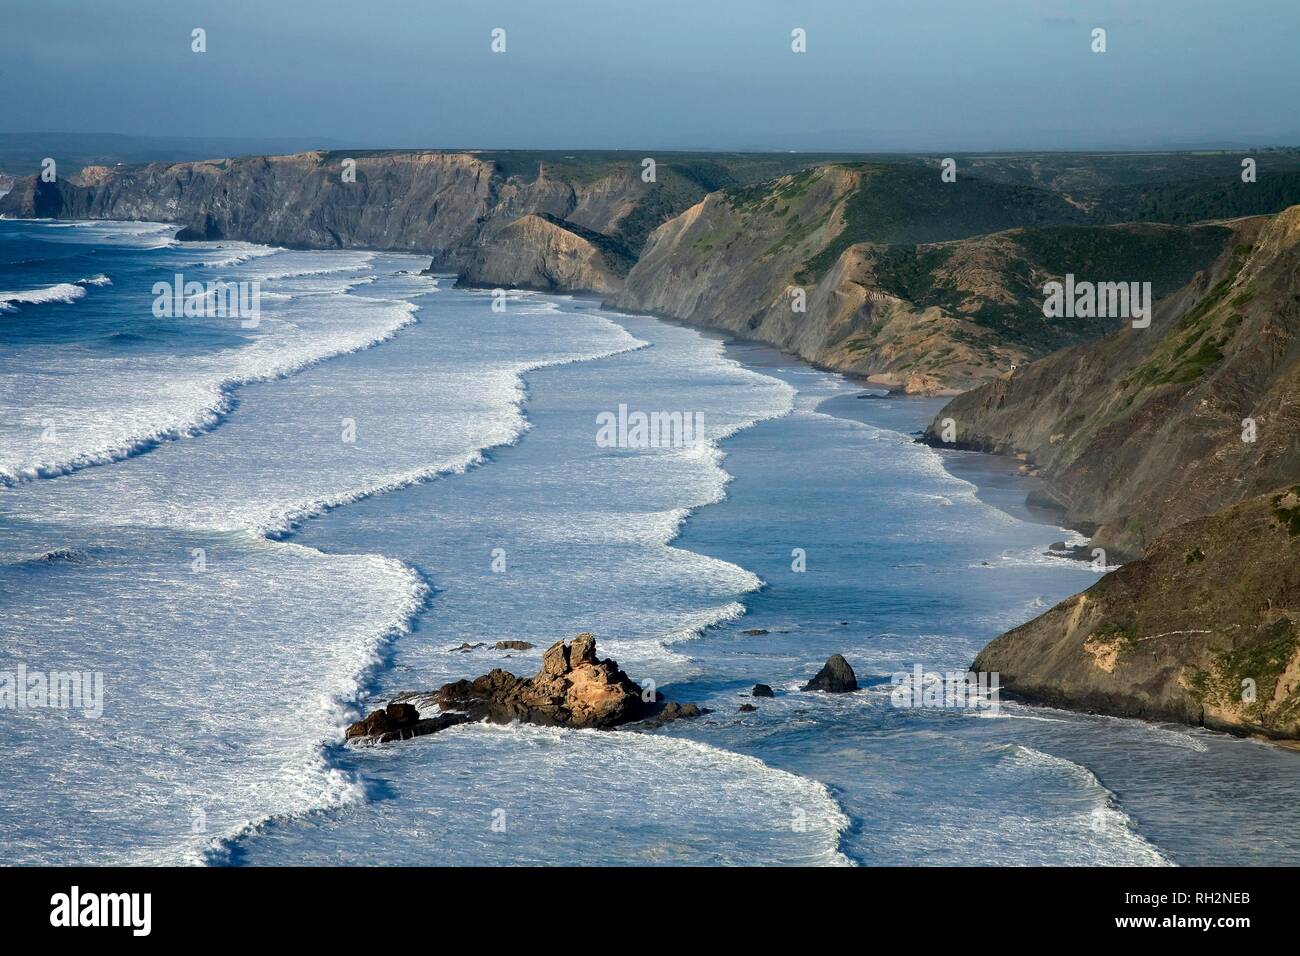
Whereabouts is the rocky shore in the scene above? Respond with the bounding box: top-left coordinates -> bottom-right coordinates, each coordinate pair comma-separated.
347,634 -> 704,742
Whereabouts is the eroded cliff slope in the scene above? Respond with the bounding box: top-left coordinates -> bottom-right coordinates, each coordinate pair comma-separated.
0,149 -> 818,285
611,164 -> 1230,392
943,206 -> 1300,739
975,489 -> 1300,740
926,207 -> 1300,560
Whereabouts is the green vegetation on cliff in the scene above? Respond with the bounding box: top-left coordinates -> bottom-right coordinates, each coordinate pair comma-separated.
797,164 -> 1088,282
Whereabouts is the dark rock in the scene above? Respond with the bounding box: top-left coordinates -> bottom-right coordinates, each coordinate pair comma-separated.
385,702 -> 419,725
738,703 -> 758,713
174,214 -> 223,241
803,654 -> 858,693
374,713 -> 468,743
751,683 -> 775,698
1045,542 -> 1096,562
346,709 -> 395,740
741,628 -> 769,636
346,703 -> 469,743
451,642 -> 484,652
634,700 -> 711,729
494,640 -> 534,650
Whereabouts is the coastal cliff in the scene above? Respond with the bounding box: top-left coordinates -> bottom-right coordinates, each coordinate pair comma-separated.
925,207 -> 1300,560
941,205 -> 1300,738
975,489 -> 1300,741
456,213 -> 632,293
6,148 -> 1285,394
0,149 -> 808,284
609,164 -> 1228,393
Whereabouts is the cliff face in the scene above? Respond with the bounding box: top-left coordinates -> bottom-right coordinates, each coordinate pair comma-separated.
609,164 -> 865,363
926,208 -> 1300,560
1,151 -> 500,257
611,164 -> 1229,393
948,206 -> 1300,739
4,149 -> 1272,393
0,150 -> 762,287
456,213 -> 630,293
975,489 -> 1300,740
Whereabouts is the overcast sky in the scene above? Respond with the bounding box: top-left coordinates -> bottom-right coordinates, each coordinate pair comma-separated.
2,0 -> 1297,151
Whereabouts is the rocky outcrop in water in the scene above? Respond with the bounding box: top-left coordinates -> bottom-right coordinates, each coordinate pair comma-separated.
432,632 -> 651,729
345,702 -> 469,743
347,634 -> 707,742
803,654 -> 858,693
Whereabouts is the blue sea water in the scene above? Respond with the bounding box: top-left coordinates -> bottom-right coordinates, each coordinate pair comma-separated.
3,218 -> 1300,866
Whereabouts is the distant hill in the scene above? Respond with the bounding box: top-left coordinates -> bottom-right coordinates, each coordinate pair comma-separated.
0,132 -> 351,178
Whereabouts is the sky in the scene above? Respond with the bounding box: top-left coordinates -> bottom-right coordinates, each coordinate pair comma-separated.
2,0 -> 1298,152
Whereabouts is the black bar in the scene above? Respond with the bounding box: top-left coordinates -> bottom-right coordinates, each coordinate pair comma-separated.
1,866 -> 1273,940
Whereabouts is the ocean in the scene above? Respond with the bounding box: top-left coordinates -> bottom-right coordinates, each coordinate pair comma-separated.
4,218 -> 1300,866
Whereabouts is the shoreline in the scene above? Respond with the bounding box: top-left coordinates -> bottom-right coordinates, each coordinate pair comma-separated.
701,327 -> 1085,542
693,327 -> 1300,754
24,216 -> 1286,756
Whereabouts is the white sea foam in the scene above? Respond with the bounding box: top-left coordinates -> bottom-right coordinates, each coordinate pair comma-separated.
0,529 -> 432,866
250,341 -> 655,538
255,251 -> 376,281
0,281 -> 87,312
31,220 -> 178,248
1003,745 -> 1172,865
0,292 -> 420,485
0,249 -> 669,862
217,722 -> 853,866
184,242 -> 286,269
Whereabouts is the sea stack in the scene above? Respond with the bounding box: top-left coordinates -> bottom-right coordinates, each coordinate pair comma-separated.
803,654 -> 858,693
